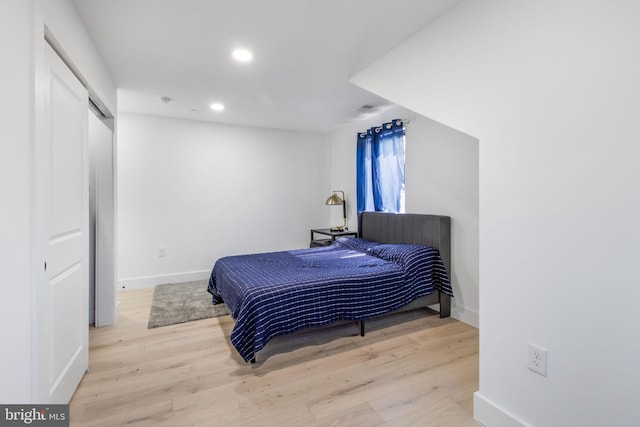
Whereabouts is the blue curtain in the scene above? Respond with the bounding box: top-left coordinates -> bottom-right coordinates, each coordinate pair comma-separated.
356,119 -> 405,212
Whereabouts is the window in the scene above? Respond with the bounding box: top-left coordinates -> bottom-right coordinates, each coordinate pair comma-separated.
356,119 -> 405,213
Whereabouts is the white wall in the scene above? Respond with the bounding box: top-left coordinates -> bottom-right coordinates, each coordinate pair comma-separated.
0,0 -> 32,403
404,115 -> 479,326
0,0 -> 116,403
329,106 -> 479,326
40,0 -> 117,114
352,1 -> 640,426
117,113 -> 330,288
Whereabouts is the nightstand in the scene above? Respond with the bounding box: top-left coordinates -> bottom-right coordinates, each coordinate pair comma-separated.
310,228 -> 358,247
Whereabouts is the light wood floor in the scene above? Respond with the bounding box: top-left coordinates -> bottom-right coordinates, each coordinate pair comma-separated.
70,288 -> 481,426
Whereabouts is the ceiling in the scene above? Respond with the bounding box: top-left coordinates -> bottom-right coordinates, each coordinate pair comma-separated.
72,0 -> 461,132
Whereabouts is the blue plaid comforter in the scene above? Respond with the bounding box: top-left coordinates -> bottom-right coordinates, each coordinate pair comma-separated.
207,238 -> 452,362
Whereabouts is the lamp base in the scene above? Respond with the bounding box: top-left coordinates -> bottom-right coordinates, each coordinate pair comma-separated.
330,226 -> 345,232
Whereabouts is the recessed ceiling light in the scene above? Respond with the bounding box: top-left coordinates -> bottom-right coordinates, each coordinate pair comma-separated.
232,49 -> 253,62
210,103 -> 225,112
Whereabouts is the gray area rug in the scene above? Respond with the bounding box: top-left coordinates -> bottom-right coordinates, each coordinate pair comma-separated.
147,280 -> 230,328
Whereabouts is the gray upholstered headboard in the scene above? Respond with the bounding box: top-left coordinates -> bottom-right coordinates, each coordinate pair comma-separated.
357,212 -> 451,276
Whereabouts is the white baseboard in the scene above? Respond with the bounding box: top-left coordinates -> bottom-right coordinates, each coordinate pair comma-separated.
474,392 -> 526,427
452,304 -> 479,328
118,270 -> 211,290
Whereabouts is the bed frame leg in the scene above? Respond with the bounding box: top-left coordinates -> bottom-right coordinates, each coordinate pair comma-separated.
440,293 -> 451,318
360,320 -> 365,337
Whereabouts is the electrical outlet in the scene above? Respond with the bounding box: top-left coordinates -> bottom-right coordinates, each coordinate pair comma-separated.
158,247 -> 166,258
528,343 -> 547,377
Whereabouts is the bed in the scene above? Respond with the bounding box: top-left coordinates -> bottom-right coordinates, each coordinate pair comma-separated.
207,212 -> 453,363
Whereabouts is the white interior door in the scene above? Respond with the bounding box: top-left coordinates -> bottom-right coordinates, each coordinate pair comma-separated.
35,43 -> 89,403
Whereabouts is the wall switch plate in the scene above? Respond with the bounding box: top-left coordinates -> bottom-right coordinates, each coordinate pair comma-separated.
158,247 -> 166,257
528,343 -> 547,377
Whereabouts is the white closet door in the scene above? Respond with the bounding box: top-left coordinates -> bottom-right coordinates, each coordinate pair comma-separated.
35,43 -> 89,403
89,112 -> 116,327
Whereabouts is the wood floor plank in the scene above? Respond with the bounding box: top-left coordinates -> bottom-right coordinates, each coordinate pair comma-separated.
313,402 -> 386,427
70,287 -> 481,426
